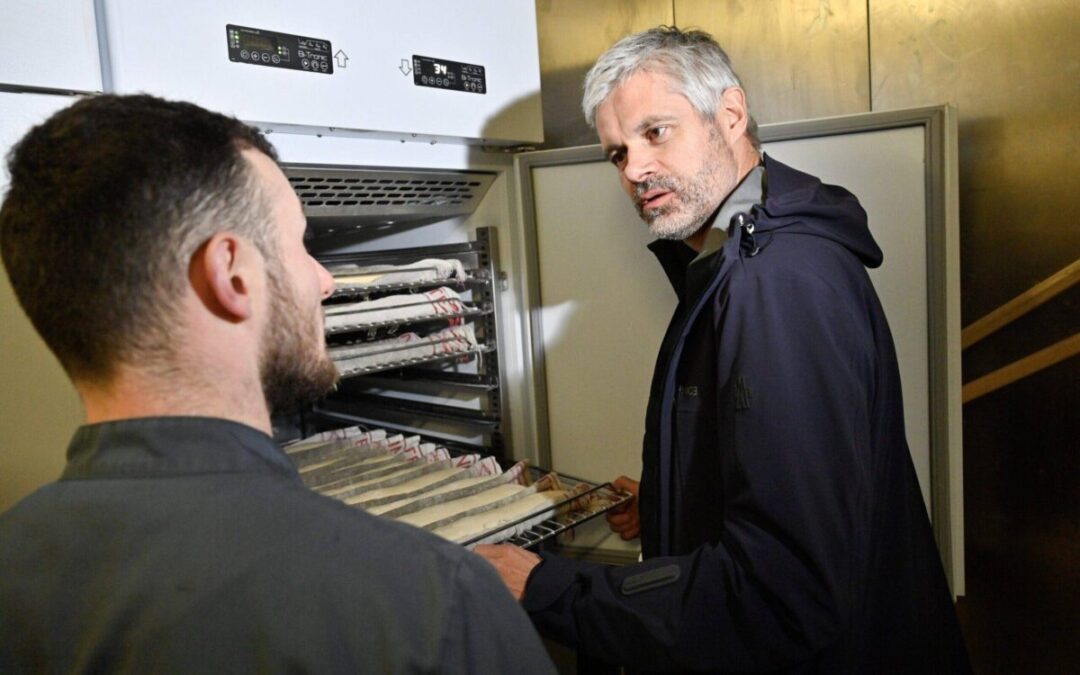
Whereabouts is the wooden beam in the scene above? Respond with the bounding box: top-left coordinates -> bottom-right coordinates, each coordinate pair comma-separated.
963,332 -> 1080,403
962,258 -> 1080,349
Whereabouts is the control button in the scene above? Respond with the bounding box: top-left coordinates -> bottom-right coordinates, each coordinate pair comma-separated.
421,75 -> 428,84
271,54 -> 280,64
240,49 -> 249,60
301,59 -> 310,69
261,52 -> 270,63
319,61 -> 328,71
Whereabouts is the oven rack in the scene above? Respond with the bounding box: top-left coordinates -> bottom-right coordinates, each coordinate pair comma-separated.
310,414 -> 494,458
336,345 -> 494,379
308,226 -> 507,457
325,304 -> 491,336
329,272 -> 488,300
324,392 -> 499,426
460,471 -> 632,550
342,368 -> 499,390
293,417 -> 632,551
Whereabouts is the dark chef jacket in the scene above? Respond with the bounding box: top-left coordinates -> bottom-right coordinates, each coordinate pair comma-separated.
0,417 -> 555,674
522,156 -> 971,673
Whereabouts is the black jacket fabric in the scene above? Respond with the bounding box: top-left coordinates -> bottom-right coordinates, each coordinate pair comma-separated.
523,156 -> 971,673
0,417 -> 555,674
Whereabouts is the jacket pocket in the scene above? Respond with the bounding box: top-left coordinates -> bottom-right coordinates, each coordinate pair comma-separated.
674,385 -> 705,473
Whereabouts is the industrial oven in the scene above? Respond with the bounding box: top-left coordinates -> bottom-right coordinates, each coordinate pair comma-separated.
1,0 -> 635,551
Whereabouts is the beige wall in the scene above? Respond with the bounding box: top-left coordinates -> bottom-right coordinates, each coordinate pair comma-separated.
0,273 -> 82,511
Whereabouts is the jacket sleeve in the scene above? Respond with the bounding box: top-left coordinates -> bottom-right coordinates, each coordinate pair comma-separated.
522,252 -> 877,672
439,554 -> 558,674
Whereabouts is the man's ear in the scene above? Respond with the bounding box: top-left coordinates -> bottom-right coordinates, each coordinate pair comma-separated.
714,86 -> 750,143
190,232 -> 263,322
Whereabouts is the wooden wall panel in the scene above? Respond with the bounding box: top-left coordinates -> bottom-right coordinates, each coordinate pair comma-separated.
870,0 -> 1080,323
535,0 -> 674,147
675,0 -> 870,124
871,3 -> 1079,671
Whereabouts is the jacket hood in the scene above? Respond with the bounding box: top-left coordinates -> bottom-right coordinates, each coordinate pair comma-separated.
648,155 -> 883,295
756,154 -> 882,268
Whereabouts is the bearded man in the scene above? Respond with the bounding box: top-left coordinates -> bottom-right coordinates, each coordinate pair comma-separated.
477,27 -> 971,674
0,94 -> 555,674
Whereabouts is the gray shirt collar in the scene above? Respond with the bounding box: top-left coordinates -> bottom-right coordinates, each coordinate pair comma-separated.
692,164 -> 766,263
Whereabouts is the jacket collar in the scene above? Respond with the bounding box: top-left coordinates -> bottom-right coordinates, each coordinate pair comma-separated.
61,416 -> 299,481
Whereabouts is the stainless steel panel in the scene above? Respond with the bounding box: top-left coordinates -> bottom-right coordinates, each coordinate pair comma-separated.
871,3 -> 1079,669
535,0 -> 674,147
675,0 -> 870,123
870,0 -> 1080,322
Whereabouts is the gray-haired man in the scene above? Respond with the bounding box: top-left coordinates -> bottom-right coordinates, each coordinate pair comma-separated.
478,26 -> 970,674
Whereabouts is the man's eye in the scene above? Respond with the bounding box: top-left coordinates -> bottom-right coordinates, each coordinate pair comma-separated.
647,126 -> 668,141
609,151 -> 626,167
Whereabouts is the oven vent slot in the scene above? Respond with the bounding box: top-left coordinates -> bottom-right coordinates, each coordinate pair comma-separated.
283,166 -> 496,225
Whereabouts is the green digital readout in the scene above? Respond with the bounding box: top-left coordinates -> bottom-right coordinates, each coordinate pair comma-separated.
240,33 -> 275,53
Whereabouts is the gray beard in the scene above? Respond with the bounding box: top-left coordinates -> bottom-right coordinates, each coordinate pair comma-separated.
635,171 -> 715,241
634,132 -> 737,241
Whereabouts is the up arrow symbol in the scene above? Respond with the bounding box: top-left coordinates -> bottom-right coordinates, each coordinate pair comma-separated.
334,50 -> 349,68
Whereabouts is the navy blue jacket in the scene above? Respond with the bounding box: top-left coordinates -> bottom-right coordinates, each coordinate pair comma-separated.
523,156 -> 970,673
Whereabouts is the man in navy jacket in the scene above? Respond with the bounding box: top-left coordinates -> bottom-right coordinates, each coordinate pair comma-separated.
477,27 -> 971,673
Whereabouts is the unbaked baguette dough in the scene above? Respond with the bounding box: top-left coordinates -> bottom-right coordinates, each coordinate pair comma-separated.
321,462 -> 430,497
341,467 -> 468,506
366,474 -> 501,516
431,490 -> 568,544
394,483 -> 527,528
300,452 -> 397,477
307,456 -> 410,489
285,428 -> 386,455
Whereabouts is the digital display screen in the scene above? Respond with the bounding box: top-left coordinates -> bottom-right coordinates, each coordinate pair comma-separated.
240,33 -> 275,52
227,24 -> 332,75
413,55 -> 486,94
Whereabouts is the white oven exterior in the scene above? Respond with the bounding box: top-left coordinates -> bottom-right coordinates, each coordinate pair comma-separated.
95,0 -> 543,145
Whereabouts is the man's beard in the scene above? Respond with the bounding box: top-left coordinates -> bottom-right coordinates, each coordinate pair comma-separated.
259,260 -> 339,417
634,129 -> 737,241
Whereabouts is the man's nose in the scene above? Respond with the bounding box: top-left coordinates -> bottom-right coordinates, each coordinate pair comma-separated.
623,149 -> 656,184
315,259 -> 334,300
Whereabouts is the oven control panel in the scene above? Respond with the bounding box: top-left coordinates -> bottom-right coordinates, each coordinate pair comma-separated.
413,55 -> 486,94
227,24 -> 333,75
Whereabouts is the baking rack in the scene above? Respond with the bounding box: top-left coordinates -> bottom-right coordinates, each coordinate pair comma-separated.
459,470 -> 633,550
325,304 -> 491,336
329,272 -> 487,300
334,345 -> 493,379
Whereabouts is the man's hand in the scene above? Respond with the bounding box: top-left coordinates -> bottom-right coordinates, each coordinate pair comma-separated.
474,544 -> 542,601
606,475 -> 641,540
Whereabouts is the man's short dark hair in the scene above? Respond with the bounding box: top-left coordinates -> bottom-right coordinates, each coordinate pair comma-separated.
0,94 -> 279,381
